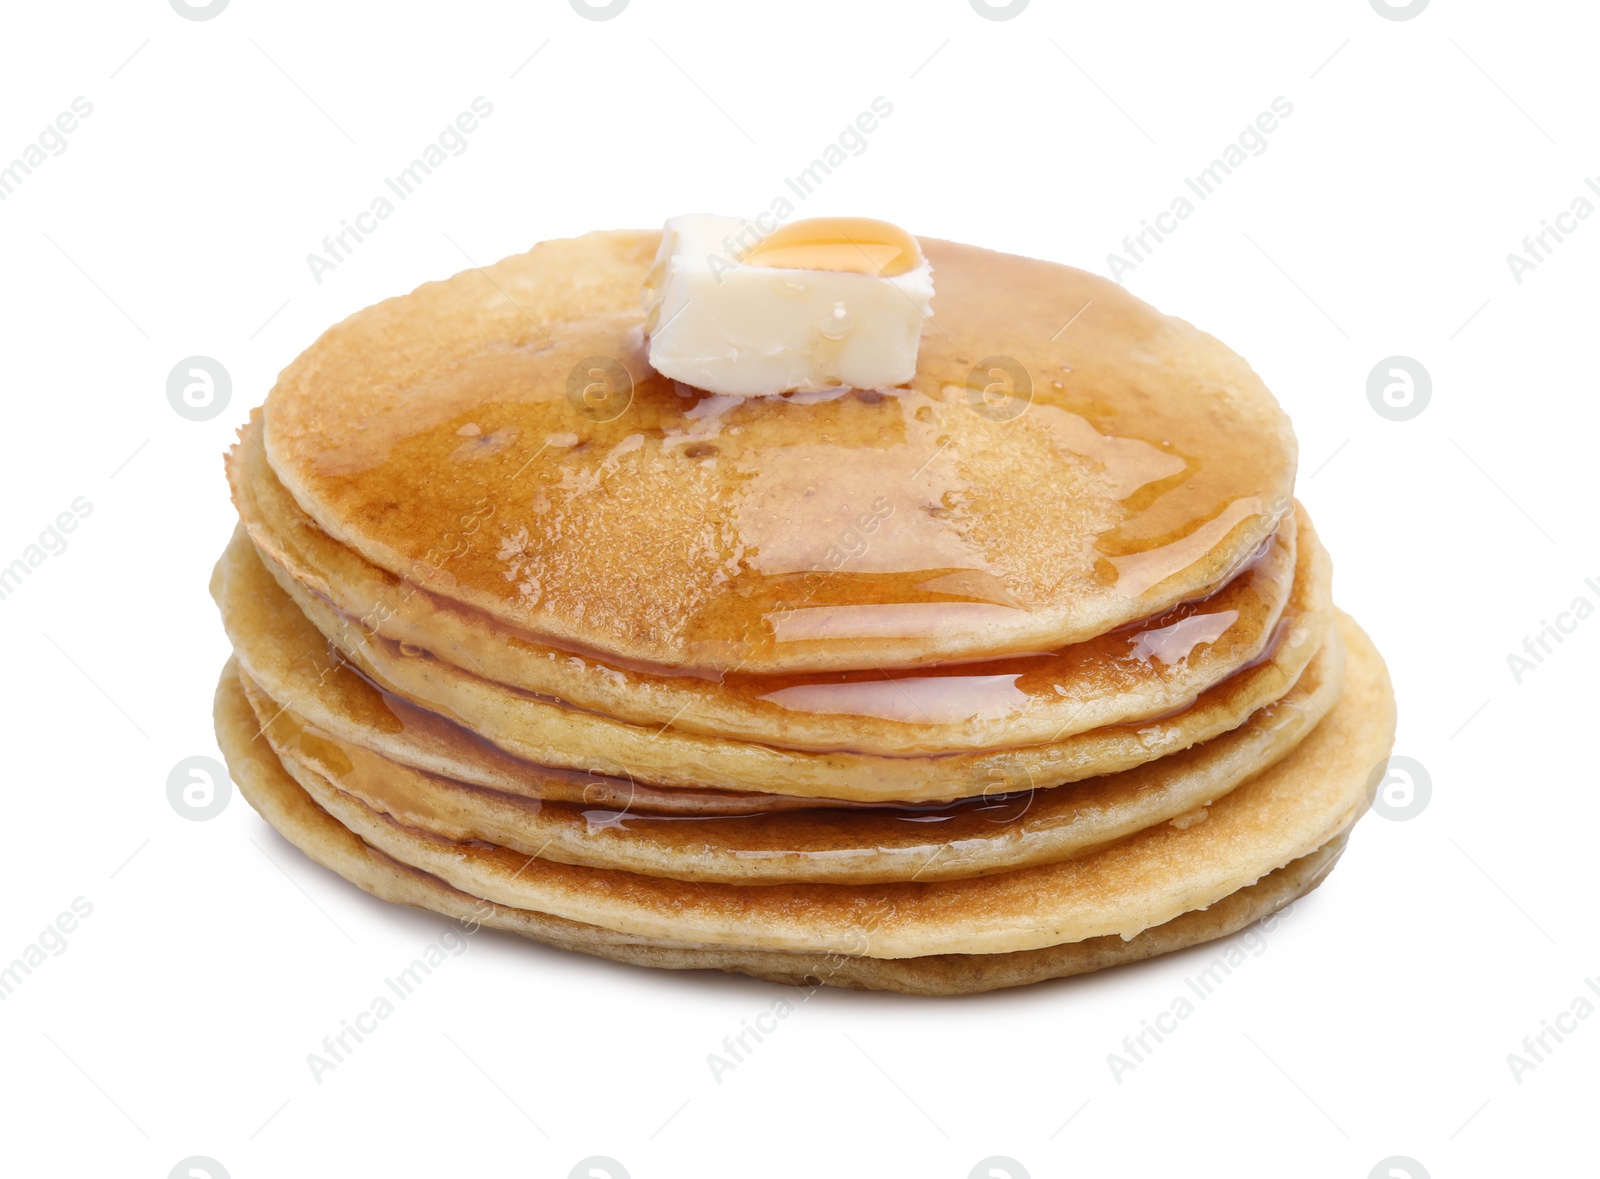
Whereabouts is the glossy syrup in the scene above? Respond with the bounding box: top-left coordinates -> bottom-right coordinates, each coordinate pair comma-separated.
320,512 -> 1293,732
743,217 -> 924,277
274,236 -> 1296,673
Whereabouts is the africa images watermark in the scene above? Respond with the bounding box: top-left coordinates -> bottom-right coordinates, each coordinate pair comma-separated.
305,97 -> 495,284
1505,973 -> 1600,1085
305,918 -> 481,1083
0,96 -> 94,202
1106,97 -> 1295,282
701,96 -> 896,277
1504,574 -> 1600,684
1105,900 -> 1299,1082
705,902 -> 890,1084
0,497 -> 94,604
704,996 -> 800,1083
0,897 -> 94,1002
1505,171 -> 1599,285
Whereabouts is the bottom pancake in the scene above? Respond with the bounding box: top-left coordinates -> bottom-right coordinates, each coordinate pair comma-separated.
215,663 -> 1350,994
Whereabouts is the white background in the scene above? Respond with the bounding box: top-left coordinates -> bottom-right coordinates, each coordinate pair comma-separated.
1,1 -> 1595,1176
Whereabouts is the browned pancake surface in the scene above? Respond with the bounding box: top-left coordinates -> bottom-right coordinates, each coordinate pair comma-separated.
233,411 -> 1300,754
213,522 -> 1333,801
262,232 -> 1297,673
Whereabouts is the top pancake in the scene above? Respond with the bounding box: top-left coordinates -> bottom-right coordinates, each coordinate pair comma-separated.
263,230 -> 1297,673
232,410 -> 1299,755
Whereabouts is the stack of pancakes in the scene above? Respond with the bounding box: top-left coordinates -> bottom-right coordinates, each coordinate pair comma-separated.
212,232 -> 1395,994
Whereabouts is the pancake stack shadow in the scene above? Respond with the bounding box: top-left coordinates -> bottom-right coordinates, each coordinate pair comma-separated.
211,234 -> 1396,995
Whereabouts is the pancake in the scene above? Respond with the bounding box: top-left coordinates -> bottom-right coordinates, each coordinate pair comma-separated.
212,224 -> 1398,994
261,231 -> 1298,675
215,612 -> 1392,957
215,523 -> 1333,802
207,555 -> 848,821
218,664 -> 1350,993
239,625 -> 1344,884
232,411 -> 1300,754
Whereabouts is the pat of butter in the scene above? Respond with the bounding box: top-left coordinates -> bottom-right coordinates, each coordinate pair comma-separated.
642,215 -> 934,397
